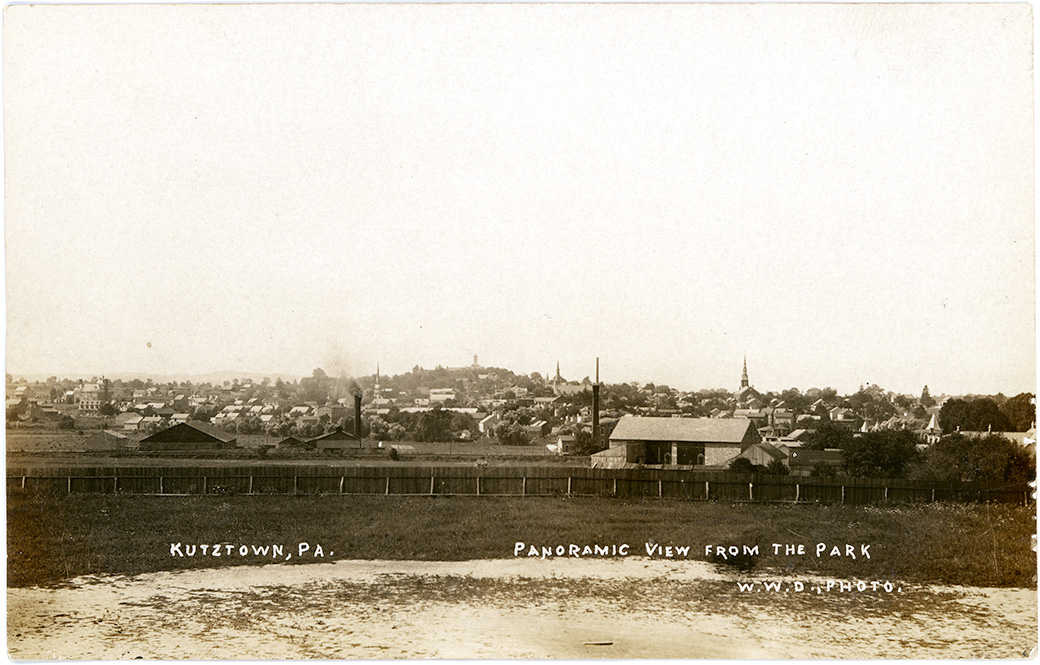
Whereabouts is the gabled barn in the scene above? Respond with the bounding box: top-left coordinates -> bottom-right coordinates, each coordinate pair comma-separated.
310,427 -> 361,451
139,421 -> 237,451
597,416 -> 760,468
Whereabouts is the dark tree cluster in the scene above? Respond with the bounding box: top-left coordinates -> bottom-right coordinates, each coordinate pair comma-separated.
909,433 -> 1034,484
939,398 -> 1013,433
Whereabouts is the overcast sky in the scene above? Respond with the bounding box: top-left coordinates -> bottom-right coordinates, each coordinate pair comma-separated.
5,3 -> 1034,396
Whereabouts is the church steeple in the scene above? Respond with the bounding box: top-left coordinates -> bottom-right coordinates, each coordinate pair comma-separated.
741,356 -> 749,389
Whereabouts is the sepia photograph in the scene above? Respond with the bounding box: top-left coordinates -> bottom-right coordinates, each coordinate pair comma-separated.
4,3 -> 1036,660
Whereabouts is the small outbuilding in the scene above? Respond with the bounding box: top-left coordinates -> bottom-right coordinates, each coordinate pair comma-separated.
74,429 -> 131,453
728,441 -> 786,467
276,436 -> 314,450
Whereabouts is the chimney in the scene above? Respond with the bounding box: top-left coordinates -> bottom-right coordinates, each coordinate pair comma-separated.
592,358 -> 600,450
354,392 -> 362,438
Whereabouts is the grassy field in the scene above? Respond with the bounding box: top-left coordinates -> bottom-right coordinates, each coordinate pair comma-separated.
7,492 -> 1035,588
6,430 -> 559,465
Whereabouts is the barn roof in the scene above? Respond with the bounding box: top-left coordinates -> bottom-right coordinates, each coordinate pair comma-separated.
610,416 -> 756,444
140,420 -> 237,444
277,436 -> 314,449
310,427 -> 360,442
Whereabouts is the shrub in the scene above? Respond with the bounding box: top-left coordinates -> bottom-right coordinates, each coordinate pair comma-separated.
765,458 -> 790,475
728,457 -> 757,474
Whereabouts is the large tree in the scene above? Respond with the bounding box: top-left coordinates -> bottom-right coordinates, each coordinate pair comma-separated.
839,430 -> 920,478
920,385 -> 936,408
413,405 -> 454,442
803,421 -> 854,451
1000,393 -> 1036,432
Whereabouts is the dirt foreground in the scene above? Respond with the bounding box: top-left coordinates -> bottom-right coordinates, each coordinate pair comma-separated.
8,558 -> 1036,659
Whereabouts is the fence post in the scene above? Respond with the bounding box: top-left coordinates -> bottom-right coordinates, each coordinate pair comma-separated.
68,476 -> 72,495
522,476 -> 526,497
386,476 -> 390,495
477,476 -> 481,496
203,476 -> 207,495
749,482 -> 753,501
21,476 -> 25,490
884,486 -> 888,502
113,476 -> 118,494
160,475 -> 164,495
841,485 -> 845,504
249,475 -> 253,494
293,476 -> 298,494
568,476 -> 572,495
795,483 -> 800,503
613,478 -> 617,496
705,480 -> 710,500
931,488 -> 935,503
430,475 -> 435,495
659,479 -> 663,498
339,476 -> 344,494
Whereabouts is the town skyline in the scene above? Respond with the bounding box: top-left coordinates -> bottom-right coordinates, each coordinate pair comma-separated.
5,5 -> 1034,400
4,353 -> 1029,400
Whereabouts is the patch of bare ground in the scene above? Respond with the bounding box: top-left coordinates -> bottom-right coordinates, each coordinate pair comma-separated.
8,559 -> 1036,659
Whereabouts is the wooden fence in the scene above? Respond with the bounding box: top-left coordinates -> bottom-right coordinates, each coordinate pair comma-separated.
5,465 -> 1033,505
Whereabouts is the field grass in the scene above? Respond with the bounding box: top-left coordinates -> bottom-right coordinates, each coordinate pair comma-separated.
6,430 -> 558,463
7,492 -> 1035,588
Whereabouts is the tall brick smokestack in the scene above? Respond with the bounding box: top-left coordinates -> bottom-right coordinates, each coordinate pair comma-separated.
354,392 -> 362,438
592,358 -> 600,450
